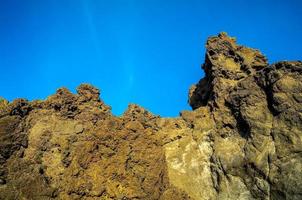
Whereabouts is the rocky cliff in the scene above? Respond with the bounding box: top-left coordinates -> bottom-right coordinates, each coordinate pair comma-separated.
0,33 -> 301,200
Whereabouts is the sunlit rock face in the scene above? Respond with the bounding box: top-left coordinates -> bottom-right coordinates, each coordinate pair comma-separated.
0,33 -> 301,200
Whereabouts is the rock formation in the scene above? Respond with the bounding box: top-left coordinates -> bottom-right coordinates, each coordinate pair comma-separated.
0,33 -> 301,200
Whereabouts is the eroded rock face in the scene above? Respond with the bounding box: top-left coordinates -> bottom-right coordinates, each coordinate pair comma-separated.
0,33 -> 301,200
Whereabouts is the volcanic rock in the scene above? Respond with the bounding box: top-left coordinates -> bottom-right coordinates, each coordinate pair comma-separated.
0,33 -> 301,200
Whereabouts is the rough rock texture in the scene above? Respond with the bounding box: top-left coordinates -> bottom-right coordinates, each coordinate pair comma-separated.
0,33 -> 301,200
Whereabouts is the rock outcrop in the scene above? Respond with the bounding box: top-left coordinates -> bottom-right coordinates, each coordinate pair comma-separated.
0,33 -> 301,200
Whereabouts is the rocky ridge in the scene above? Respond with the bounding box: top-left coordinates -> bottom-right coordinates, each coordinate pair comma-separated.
0,33 -> 301,200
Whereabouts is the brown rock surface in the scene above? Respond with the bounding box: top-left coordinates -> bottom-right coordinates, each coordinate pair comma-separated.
0,34 -> 301,200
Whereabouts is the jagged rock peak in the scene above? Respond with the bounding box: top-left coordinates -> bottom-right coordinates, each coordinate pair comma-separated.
206,32 -> 268,72
189,32 -> 268,109
77,83 -> 100,102
123,104 -> 157,120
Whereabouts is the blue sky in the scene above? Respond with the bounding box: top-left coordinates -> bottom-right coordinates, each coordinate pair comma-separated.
0,0 -> 301,116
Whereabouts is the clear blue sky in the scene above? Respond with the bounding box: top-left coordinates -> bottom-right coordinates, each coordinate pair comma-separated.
0,0 -> 301,116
